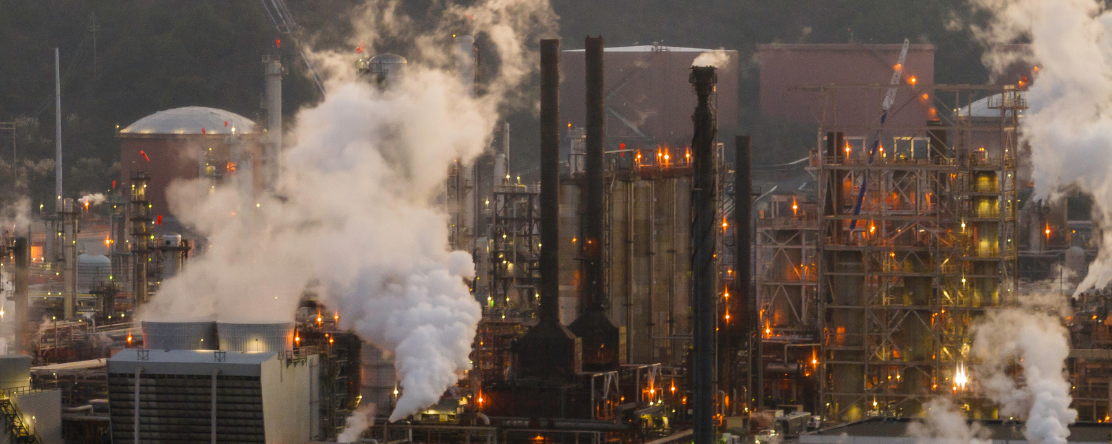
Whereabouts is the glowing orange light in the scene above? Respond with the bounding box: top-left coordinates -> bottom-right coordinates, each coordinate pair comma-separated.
921,93 -> 929,100
909,76 -> 917,85
335,312 -> 340,322
127,331 -> 133,346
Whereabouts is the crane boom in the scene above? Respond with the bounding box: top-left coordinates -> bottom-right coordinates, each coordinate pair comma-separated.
260,0 -> 327,96
848,38 -> 910,230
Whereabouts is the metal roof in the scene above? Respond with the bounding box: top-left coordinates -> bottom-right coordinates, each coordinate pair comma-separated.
119,106 -> 256,136
107,349 -> 277,377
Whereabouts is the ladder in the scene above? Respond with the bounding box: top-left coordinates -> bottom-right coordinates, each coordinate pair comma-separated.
0,397 -> 42,444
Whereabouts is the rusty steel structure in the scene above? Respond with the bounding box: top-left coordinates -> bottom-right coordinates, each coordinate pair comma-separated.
814,84 -> 1023,421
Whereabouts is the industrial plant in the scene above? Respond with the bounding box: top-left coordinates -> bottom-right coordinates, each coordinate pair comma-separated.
2,1 -> 1112,444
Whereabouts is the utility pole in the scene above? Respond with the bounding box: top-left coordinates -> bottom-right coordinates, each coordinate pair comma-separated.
55,48 -> 63,214
88,13 -> 101,79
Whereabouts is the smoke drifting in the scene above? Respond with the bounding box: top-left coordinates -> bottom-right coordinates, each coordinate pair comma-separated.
78,193 -> 106,206
692,50 -> 731,68
970,0 -> 1112,293
906,398 -> 989,444
143,0 -> 556,422
337,404 -> 376,442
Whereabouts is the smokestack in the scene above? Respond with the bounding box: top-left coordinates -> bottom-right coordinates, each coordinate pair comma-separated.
690,65 -> 718,444
55,48 -> 62,214
264,57 -> 282,189
12,237 -> 28,353
569,36 -> 623,371
513,39 -> 581,381
733,135 -> 754,414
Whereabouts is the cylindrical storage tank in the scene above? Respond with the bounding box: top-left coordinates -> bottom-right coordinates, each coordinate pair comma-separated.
77,254 -> 112,292
0,356 -> 31,390
141,321 -> 217,350
217,322 -> 295,353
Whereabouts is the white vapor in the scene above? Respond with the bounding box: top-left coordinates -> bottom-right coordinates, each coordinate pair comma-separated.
78,193 -> 106,206
970,0 -> 1112,294
906,398 -> 990,444
337,403 -> 376,442
142,0 -> 556,422
692,50 -> 731,68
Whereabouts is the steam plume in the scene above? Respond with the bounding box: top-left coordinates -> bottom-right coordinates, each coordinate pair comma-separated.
143,0 -> 556,422
692,50 -> 731,68
78,193 -> 106,206
337,403 -> 376,443
970,0 -> 1112,293
907,398 -> 989,444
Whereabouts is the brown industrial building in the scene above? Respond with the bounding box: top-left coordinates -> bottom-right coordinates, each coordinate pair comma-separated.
560,45 -> 739,149
117,106 -> 262,221
759,43 -> 936,132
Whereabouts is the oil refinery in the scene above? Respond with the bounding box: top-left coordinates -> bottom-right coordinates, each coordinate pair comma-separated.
2,1 -> 1112,443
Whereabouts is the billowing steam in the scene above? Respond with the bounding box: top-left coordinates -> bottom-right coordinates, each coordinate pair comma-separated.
78,193 -> 106,206
337,404 -> 376,442
143,0 -> 556,422
969,0 -> 1112,293
907,398 -> 989,444
692,49 -> 731,68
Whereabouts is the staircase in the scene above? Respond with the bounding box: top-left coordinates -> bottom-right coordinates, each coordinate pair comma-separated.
0,396 -> 42,444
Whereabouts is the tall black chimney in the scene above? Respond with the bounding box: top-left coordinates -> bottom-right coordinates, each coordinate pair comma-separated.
515,39 -> 581,381
690,66 -> 718,444
569,36 -> 623,371
12,237 -> 28,354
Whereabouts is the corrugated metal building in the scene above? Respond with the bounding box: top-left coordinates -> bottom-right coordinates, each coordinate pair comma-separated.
560,45 -> 739,149
107,349 -> 319,443
758,43 -> 936,133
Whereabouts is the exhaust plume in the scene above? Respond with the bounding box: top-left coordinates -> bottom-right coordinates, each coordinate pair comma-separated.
143,0 -> 556,422
78,193 -> 106,206
692,50 -> 731,68
337,403 -> 376,443
907,398 -> 990,444
969,0 -> 1112,293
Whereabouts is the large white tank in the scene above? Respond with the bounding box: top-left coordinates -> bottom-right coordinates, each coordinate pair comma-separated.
142,321 -> 217,350
77,254 -> 111,292
216,322 -> 295,353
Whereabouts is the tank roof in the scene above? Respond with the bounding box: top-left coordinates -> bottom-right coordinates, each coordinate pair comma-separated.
120,106 -> 256,136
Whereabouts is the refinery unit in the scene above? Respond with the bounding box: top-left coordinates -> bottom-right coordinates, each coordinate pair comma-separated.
0,9 -> 1111,444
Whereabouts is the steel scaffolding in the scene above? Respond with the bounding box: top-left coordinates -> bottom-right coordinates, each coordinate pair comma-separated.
815,84 -> 1023,421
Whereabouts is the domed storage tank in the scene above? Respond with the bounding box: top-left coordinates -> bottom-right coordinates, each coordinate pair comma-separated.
216,322 -> 295,353
142,321 -> 217,350
77,254 -> 112,292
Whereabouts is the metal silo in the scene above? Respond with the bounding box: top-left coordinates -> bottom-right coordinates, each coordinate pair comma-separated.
141,321 -> 217,350
216,322 -> 295,353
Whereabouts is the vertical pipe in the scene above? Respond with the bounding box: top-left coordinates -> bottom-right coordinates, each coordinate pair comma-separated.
735,136 -> 753,412
265,58 -> 282,189
55,48 -> 62,214
690,66 -> 718,444
539,39 -> 561,325
134,367 -> 142,444
582,36 -> 606,313
13,237 -> 28,353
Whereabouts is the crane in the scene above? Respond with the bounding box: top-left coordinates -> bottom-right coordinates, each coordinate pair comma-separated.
260,0 -> 327,96
849,38 -> 910,230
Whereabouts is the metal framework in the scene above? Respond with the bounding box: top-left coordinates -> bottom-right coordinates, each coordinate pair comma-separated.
487,185 -> 540,313
815,84 -> 1023,421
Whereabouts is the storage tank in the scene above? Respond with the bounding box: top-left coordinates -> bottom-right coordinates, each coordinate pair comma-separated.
216,322 -> 295,353
77,254 -> 111,292
142,321 -> 217,350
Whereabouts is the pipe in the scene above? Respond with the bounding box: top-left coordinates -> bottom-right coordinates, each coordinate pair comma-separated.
735,135 -> 754,411
689,65 -> 718,444
55,48 -> 62,214
265,57 -> 282,189
539,38 -> 561,325
134,366 -> 143,444
13,237 -> 28,354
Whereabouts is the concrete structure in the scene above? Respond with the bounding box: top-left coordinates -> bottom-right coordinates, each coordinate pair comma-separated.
758,43 -> 936,132
560,45 -> 739,149
107,349 -> 319,443
118,106 -> 261,219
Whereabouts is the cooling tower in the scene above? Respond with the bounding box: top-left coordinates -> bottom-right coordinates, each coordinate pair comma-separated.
141,321 -> 218,350
216,322 -> 295,353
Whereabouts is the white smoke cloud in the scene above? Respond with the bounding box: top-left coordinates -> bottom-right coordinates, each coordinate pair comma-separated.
142,0 -> 555,423
907,398 -> 990,444
78,193 -> 106,206
0,197 -> 31,235
337,403 -> 376,442
971,297 -> 1077,444
692,49 -> 731,68
969,0 -> 1112,294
